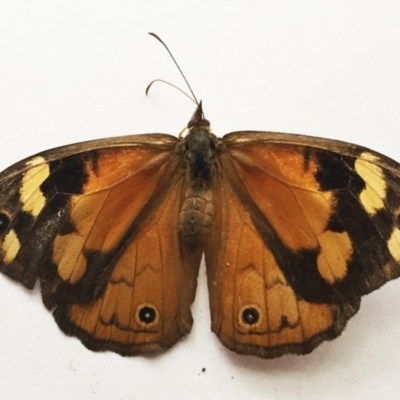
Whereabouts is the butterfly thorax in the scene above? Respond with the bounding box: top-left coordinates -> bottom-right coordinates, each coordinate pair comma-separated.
178,103 -> 217,244
183,102 -> 219,182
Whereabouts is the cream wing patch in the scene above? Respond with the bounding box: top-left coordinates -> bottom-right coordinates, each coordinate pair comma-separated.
53,233 -> 87,284
388,228 -> 400,262
354,152 -> 387,215
20,157 -> 50,217
317,230 -> 353,284
1,230 -> 21,264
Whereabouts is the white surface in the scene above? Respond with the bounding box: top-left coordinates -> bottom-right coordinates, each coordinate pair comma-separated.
1,2 -> 400,400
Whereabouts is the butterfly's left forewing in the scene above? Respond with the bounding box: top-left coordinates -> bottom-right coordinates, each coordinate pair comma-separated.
0,134 -> 201,354
225,132 -> 400,300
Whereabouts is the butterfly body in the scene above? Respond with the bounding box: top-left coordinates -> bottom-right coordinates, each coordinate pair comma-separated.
1,102 -> 400,358
178,103 -> 217,245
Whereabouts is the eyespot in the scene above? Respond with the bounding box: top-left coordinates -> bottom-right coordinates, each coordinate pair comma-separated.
135,304 -> 160,328
139,306 -> 156,323
237,304 -> 264,330
241,307 -> 260,325
237,304 -> 263,328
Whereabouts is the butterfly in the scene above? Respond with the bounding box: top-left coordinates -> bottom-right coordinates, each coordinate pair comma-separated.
2,31 -> 400,358
1,98 -> 400,359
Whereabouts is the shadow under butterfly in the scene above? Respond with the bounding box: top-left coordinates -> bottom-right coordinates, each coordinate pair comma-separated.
1,34 -> 400,359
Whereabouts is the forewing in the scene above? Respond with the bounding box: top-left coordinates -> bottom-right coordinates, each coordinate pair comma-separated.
222,131 -> 400,303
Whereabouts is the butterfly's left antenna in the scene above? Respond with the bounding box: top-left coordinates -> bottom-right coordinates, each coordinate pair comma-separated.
146,33 -> 199,106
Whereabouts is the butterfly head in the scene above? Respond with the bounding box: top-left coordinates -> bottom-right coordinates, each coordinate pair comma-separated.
187,101 -> 210,132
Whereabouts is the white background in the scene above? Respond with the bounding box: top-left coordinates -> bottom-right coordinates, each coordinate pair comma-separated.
1,1 -> 400,399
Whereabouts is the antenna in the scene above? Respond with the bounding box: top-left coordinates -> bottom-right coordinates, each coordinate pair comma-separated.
145,79 -> 197,104
147,33 -> 199,105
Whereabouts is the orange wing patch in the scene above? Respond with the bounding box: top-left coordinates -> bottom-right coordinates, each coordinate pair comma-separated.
229,144 -> 356,286
51,147 -> 175,286
229,144 -> 334,251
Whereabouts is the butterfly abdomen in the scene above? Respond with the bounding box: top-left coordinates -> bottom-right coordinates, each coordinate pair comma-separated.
178,189 -> 214,245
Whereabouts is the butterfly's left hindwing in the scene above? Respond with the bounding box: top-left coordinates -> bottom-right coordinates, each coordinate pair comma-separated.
0,134 -> 202,354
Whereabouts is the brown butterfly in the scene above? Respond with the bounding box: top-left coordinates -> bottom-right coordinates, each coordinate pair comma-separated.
1,37 -> 400,359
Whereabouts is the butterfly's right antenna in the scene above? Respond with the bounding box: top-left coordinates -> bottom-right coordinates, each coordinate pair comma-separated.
147,33 -> 199,106
145,79 -> 197,105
